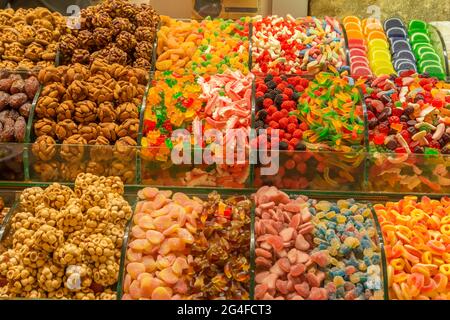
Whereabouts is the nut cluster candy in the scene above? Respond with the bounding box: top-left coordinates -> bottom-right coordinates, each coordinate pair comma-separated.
122,188 -> 251,300
156,16 -> 249,75
31,60 -> 148,183
252,15 -> 346,75
375,196 -> 450,300
59,0 -> 159,69
0,7 -> 65,70
0,71 -> 39,142
0,173 -> 131,299
253,187 -> 383,300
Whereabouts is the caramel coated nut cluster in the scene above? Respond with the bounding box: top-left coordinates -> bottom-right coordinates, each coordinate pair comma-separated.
32,61 -> 147,183
60,0 -> 159,68
0,71 -> 39,142
0,7 -> 66,70
0,174 -> 132,299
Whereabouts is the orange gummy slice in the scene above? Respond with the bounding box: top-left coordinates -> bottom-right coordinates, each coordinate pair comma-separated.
343,16 -> 361,25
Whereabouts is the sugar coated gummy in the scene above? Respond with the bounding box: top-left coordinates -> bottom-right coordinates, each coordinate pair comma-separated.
375,196 -> 450,300
254,186 -> 384,300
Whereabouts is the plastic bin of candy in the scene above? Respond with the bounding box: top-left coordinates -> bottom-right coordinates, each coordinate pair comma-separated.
0,176 -> 137,300
117,187 -> 253,300
0,190 -> 18,233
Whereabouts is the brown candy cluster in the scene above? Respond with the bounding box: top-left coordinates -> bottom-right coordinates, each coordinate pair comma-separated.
0,7 -> 66,70
0,173 -> 132,300
60,0 -> 159,69
31,60 -> 147,183
0,71 -> 39,142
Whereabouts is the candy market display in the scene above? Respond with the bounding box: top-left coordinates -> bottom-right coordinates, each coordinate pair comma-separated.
254,71 -> 366,190
252,15 -> 347,75
254,187 -> 383,300
375,196 -> 450,300
0,173 -> 132,299
363,72 -> 450,193
384,17 -> 417,74
141,69 -> 253,188
30,60 -> 148,183
155,16 -> 250,75
59,0 -> 159,69
343,16 -> 372,78
121,188 -> 251,300
0,7 -> 64,70
409,20 -> 446,80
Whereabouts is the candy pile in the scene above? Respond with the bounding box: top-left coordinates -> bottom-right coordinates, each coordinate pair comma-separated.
122,188 -> 251,300
59,0 -> 159,69
253,186 -> 384,300
363,18 -> 395,76
343,16 -> 372,78
0,7 -> 65,70
294,72 -> 366,152
254,74 -> 309,151
31,60 -> 148,183
364,73 -> 450,155
0,71 -> 39,143
252,15 -> 346,75
430,21 -> 450,70
375,196 -> 450,300
312,199 -> 384,300
0,174 -> 132,299
409,20 -> 446,80
384,17 -> 417,74
156,16 -> 249,75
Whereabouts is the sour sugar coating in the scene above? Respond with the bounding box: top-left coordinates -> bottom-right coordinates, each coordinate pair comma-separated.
123,188 -> 251,300
156,16 -> 250,75
253,186 -> 328,300
375,196 -> 450,300
343,16 -> 372,78
252,15 -> 347,75
312,199 -> 384,300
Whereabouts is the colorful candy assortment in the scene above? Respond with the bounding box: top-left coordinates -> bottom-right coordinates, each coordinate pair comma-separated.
364,73 -> 450,155
122,188 -> 251,300
254,186 -> 384,300
343,16 -> 372,78
409,20 -> 446,80
363,72 -> 450,192
252,15 -> 346,75
363,18 -> 395,76
375,196 -> 450,300
384,17 -> 417,74
141,69 -> 252,188
156,16 -> 250,75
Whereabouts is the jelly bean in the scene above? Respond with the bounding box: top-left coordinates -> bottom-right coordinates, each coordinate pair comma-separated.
252,15 -> 347,75
375,196 -> 450,300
